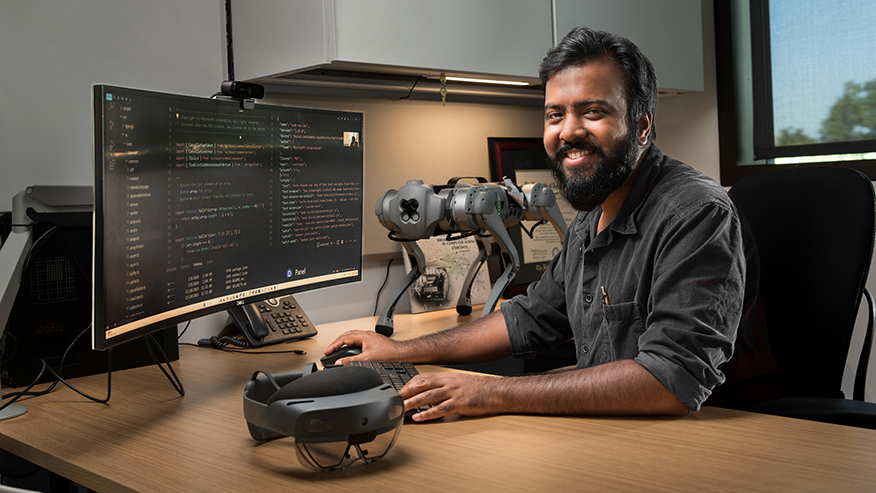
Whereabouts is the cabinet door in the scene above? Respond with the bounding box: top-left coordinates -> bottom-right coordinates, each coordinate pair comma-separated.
553,0 -> 703,93
333,0 -> 553,78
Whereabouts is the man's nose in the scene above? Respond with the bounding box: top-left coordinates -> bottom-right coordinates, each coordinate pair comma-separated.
559,115 -> 587,144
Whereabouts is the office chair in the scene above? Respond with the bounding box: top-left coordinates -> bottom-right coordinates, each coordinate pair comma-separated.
728,166 -> 876,429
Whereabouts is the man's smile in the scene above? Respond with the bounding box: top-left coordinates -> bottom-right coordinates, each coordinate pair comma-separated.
565,148 -> 595,165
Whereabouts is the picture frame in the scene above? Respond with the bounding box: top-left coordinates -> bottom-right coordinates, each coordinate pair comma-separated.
488,137 -> 566,298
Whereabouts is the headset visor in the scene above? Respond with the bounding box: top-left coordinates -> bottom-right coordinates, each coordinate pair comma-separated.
295,425 -> 402,471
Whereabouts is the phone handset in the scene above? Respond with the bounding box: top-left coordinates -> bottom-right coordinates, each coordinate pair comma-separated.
225,294 -> 317,348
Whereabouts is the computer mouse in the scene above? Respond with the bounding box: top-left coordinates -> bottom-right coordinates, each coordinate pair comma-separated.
320,345 -> 363,366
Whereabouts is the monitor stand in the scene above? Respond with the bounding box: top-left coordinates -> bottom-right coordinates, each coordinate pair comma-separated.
0,186 -> 91,421
0,217 -> 32,421
0,392 -> 27,421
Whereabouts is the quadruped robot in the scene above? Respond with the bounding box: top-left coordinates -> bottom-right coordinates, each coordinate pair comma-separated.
374,177 -> 567,336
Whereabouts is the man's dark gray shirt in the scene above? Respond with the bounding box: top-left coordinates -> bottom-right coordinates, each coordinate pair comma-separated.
501,144 -> 774,411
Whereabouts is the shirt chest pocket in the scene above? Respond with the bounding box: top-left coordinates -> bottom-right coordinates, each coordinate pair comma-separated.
577,300 -> 645,368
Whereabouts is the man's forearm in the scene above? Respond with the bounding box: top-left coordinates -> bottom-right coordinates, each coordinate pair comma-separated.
403,310 -> 513,365
494,359 -> 689,415
401,358 -> 689,420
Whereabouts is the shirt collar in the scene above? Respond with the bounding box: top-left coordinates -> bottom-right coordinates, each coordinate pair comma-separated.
569,143 -> 664,246
608,143 -> 663,236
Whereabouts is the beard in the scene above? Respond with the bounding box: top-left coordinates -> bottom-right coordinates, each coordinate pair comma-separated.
548,128 -> 640,211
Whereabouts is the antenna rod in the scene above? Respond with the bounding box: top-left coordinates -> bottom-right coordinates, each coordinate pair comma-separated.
225,0 -> 235,81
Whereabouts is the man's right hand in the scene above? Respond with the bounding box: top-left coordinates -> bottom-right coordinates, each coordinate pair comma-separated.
323,330 -> 407,365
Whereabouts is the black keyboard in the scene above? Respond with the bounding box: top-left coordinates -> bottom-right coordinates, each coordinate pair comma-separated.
348,361 -> 431,415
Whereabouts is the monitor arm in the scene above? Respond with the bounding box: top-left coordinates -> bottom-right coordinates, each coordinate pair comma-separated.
0,186 -> 92,420
373,178 -> 567,336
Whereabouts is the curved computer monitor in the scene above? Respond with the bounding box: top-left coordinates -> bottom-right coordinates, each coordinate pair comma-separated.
92,85 -> 363,349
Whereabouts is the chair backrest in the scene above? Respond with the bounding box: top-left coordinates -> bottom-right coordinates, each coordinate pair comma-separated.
729,167 -> 876,399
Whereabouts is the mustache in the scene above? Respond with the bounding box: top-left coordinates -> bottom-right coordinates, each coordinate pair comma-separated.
551,141 -> 606,162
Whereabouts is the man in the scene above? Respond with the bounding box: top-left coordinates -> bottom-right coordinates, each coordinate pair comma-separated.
325,27 -> 775,421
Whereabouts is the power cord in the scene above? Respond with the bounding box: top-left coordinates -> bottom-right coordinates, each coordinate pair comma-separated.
176,319 -> 193,340
1,327 -> 187,413
186,336 -> 306,355
1,222 -> 187,410
198,335 -> 250,349
398,76 -> 423,100
21,224 -> 58,272
0,324 -> 112,412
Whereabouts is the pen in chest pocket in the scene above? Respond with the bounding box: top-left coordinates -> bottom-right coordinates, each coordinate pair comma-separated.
601,286 -> 611,325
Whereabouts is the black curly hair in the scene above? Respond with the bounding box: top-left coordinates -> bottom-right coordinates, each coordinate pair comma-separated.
539,27 -> 658,141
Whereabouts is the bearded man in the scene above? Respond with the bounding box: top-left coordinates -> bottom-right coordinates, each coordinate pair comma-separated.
325,27 -> 777,420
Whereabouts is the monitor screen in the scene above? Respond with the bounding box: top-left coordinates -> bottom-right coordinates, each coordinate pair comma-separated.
92,85 -> 363,349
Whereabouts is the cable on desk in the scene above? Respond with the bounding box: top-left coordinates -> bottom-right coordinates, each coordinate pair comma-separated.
43,348 -> 112,404
203,335 -> 250,349
3,221 -> 185,401
1,323 -> 113,409
1,216 -> 184,407
182,340 -> 306,355
1,323 -> 93,402
0,360 -> 50,413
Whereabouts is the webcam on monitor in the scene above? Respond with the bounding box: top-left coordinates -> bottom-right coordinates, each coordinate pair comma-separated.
220,80 -> 265,100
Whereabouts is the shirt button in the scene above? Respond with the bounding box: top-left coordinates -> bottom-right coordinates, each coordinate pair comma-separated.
581,344 -> 589,355
584,293 -> 594,303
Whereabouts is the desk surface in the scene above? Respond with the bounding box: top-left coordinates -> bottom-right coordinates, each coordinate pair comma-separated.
2,309 -> 876,492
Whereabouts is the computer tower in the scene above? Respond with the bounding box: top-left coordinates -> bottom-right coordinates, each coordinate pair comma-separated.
1,221 -> 179,388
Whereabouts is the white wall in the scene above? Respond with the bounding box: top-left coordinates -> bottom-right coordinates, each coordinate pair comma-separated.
0,0 -> 226,202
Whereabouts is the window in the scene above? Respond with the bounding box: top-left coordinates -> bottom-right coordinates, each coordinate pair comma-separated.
717,0 -> 876,184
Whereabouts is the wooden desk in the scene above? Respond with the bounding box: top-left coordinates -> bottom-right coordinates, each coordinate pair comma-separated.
2,309 -> 876,492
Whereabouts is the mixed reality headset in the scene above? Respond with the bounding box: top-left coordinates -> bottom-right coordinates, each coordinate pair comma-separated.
243,363 -> 404,471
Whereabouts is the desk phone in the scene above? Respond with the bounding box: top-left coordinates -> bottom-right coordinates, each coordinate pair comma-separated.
227,294 -> 317,347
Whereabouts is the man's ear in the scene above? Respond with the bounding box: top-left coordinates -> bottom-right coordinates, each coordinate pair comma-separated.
637,113 -> 654,145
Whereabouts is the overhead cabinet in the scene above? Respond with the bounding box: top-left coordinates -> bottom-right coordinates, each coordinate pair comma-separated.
232,0 -> 702,98
232,0 -> 551,86
553,0 -> 704,93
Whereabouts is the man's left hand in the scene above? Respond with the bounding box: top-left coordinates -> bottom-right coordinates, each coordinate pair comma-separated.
399,372 -> 504,422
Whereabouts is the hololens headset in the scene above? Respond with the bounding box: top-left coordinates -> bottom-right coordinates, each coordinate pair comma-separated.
243,363 -> 404,471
